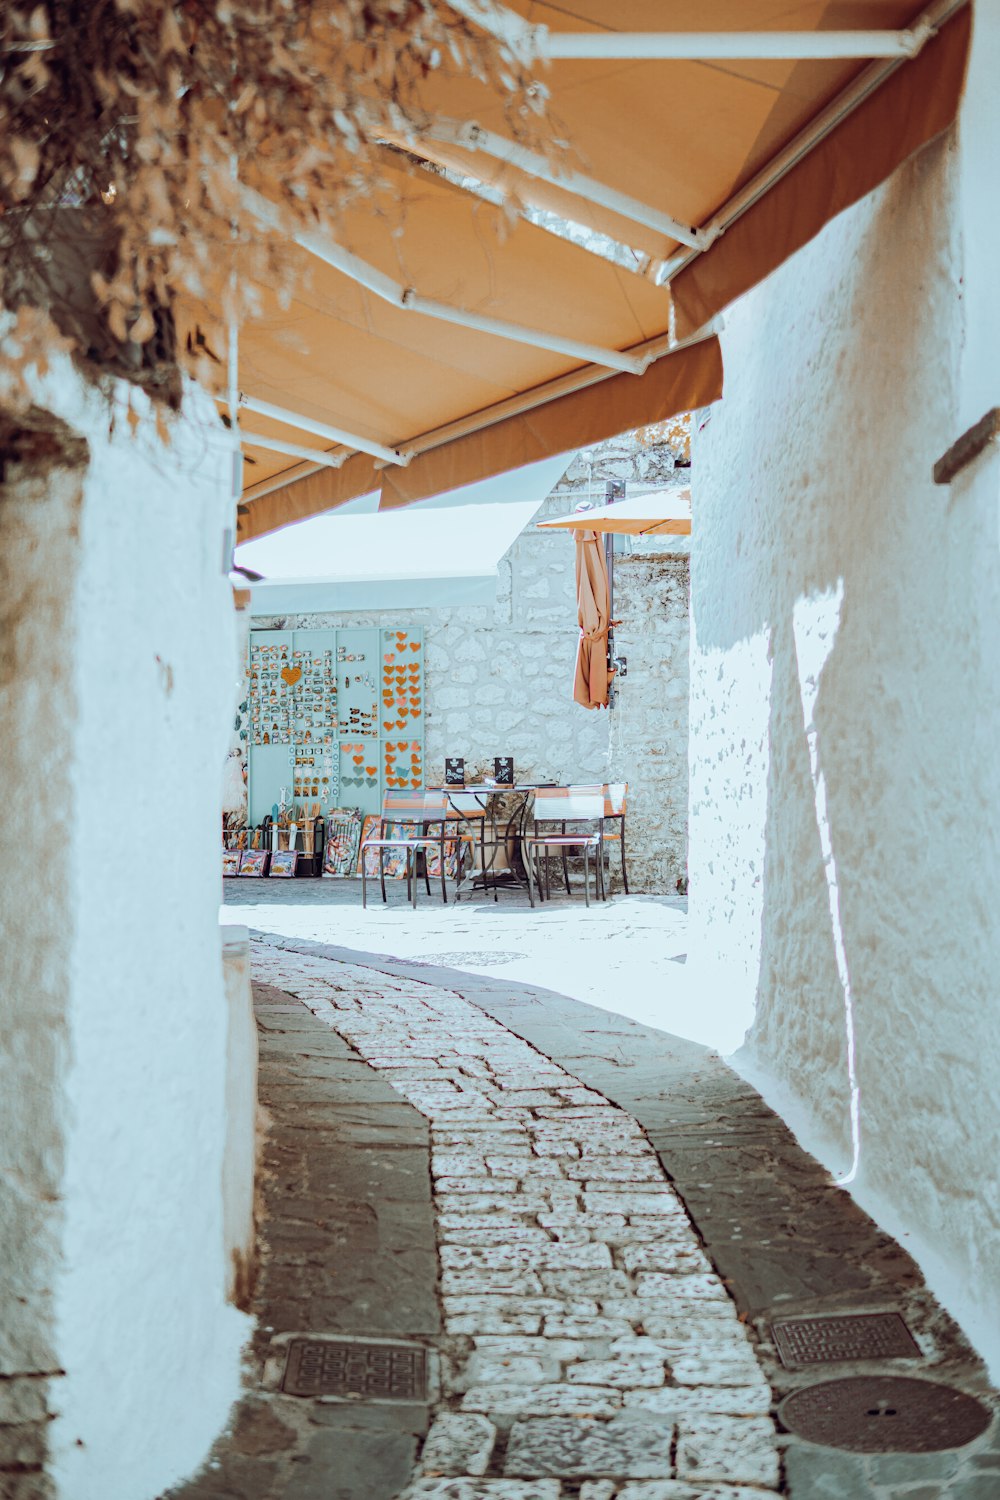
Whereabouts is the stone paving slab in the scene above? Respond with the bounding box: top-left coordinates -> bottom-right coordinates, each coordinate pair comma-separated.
252,932 -> 1000,1500
162,981 -> 438,1500
249,946 -> 781,1498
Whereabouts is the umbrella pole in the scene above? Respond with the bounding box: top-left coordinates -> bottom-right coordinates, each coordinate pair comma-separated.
606,530 -> 616,710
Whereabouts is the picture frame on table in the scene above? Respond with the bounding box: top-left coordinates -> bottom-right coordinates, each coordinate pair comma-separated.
237,849 -> 269,877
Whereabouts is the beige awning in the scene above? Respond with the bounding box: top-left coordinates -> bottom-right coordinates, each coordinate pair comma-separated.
233,0 -> 970,541
539,489 -> 692,537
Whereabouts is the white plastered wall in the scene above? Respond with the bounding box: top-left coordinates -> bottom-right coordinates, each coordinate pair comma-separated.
2,362 -> 248,1497
688,9 -> 1000,1376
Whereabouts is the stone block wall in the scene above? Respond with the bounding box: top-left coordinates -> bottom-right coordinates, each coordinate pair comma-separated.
247,446 -> 694,892
608,553 -> 690,893
252,485 -> 610,792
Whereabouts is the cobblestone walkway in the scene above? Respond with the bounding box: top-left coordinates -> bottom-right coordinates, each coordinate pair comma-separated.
252,946 -> 781,1499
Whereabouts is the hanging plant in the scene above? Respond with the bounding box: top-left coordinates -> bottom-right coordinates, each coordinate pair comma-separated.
0,0 -> 550,411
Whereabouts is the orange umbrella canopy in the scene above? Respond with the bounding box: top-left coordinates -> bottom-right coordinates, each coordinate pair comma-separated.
573,531 -> 611,710
231,1 -> 970,541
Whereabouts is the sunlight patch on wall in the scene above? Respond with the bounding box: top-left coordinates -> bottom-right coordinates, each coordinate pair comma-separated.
792,579 -> 860,1185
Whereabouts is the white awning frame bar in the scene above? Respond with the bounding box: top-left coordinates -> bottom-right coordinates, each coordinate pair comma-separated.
239,320 -> 720,506
243,186 -> 651,376
231,392 -> 407,467
446,0 -> 934,62
543,27 -> 933,62
240,431 -> 347,470
407,117 -> 706,250
657,0 -> 967,285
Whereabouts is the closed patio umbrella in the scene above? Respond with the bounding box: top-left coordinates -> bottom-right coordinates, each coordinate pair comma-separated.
573,529 -> 611,710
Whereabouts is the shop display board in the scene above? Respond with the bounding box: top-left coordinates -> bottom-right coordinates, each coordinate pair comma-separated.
247,626 -> 424,826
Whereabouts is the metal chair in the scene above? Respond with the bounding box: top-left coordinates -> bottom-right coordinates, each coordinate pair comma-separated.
361,790 -> 450,908
446,791 -> 498,902
601,782 -> 629,894
523,785 -> 606,908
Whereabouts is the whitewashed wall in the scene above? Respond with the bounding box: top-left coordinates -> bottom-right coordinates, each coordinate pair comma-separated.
688,17 -> 1000,1378
0,365 -> 247,1498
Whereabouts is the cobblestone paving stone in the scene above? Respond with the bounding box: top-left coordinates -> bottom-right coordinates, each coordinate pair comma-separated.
251,946 -> 782,1499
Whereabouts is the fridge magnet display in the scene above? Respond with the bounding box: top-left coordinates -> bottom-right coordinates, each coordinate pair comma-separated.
237,849 -> 269,877
269,850 -> 298,878
222,849 -> 241,877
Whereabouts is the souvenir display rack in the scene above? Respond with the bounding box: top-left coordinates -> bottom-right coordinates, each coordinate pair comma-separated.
246,625 -> 424,827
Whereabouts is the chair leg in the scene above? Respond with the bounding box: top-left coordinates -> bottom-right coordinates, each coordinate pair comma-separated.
583,846 -> 591,907
422,848 -> 431,897
545,847 -> 551,900
362,853 -> 368,908
526,842 -> 536,908
409,848 -> 417,908
620,824 -> 629,894
379,846 -> 387,904
440,838 -> 448,905
561,849 -> 571,896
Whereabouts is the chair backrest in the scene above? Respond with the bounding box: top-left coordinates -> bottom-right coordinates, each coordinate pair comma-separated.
603,782 -> 627,817
381,791 -> 425,825
446,791 -> 487,822
421,790 -> 450,822
533,785 -> 604,823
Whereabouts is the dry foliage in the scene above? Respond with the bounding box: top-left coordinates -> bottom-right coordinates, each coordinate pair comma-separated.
0,1 -> 548,410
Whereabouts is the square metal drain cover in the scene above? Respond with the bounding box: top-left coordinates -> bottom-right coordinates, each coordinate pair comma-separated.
772,1312 -> 921,1369
282,1337 -> 428,1401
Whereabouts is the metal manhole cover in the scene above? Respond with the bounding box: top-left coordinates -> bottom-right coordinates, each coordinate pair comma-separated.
779,1377 -> 992,1453
282,1337 -> 427,1402
420,950 -> 527,967
772,1312 -> 921,1368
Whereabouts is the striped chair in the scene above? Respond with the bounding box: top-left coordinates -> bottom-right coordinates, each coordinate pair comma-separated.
445,790 -> 498,902
522,785 -> 606,908
602,782 -> 629,894
361,790 -> 450,908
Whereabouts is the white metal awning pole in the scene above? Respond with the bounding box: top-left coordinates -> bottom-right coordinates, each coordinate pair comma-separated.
657,0 -> 966,285
240,432 -> 347,469
243,187 -> 653,376
239,320 -> 721,504
542,28 -> 930,61
233,393 -> 406,467
415,120 -> 705,249
446,0 -> 932,62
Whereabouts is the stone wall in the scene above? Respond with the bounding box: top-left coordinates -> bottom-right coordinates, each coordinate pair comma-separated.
687,21 -> 1000,1384
250,461 -> 693,891
253,483 -> 611,797
608,552 -> 690,893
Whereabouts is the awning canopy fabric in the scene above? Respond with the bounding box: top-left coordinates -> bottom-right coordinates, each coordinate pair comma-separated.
539,489 -> 693,537
233,0 -> 970,542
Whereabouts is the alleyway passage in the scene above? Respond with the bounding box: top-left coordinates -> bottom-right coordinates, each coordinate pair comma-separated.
169,933 -> 998,1500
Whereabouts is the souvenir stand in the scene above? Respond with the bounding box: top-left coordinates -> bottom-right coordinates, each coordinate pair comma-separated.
242,625 -> 425,873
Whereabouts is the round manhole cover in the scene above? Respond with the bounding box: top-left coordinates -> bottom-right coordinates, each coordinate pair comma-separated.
779,1377 -> 992,1453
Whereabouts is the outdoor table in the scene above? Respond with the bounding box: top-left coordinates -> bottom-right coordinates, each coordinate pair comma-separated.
429,783 -> 558,895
